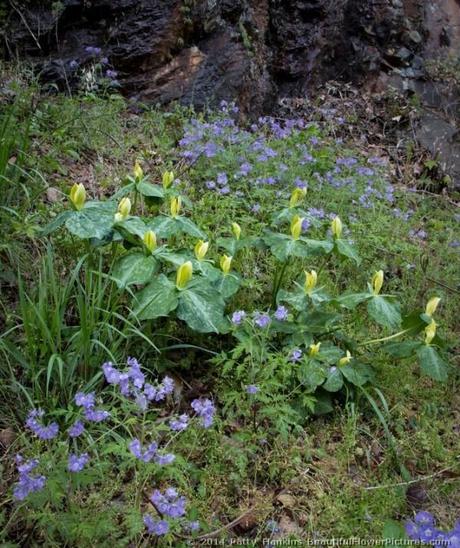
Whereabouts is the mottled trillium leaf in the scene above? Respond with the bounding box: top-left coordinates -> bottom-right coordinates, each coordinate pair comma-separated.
41,210 -> 73,236
340,364 -> 368,386
149,216 -> 179,238
334,239 -> 361,265
384,341 -> 422,358
195,261 -> 221,282
111,253 -> 157,288
115,217 -> 148,239
323,367 -> 343,392
335,292 -> 371,309
367,296 -> 401,329
175,217 -> 206,239
277,289 -> 309,312
177,284 -> 227,333
65,206 -> 114,240
136,181 -> 165,198
216,237 -> 247,256
298,361 -> 326,391
315,345 -> 342,364
213,273 -> 241,299
133,274 -> 178,320
416,345 -> 448,382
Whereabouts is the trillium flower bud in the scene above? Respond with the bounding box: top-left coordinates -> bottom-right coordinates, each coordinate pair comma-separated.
331,216 -> 343,239
425,320 -> 437,345
232,222 -> 241,240
170,196 -> 181,218
304,270 -> 317,295
309,342 -> 321,357
115,197 -> 131,222
372,270 -> 384,295
143,230 -> 157,253
425,297 -> 441,317
162,171 -> 174,189
289,187 -> 307,208
194,240 -> 209,261
176,261 -> 193,290
220,255 -> 232,275
338,350 -> 352,367
134,161 -> 143,182
290,215 -> 303,240
69,183 -> 86,211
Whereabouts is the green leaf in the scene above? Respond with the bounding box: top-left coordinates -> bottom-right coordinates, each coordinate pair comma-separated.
149,215 -> 179,238
341,363 -> 368,386
112,253 -> 157,288
115,217 -> 148,239
334,239 -> 361,264
383,520 -> 407,541
416,345 -> 448,381
297,361 -> 326,391
213,273 -> 241,299
177,284 -> 227,333
41,210 -> 73,236
136,181 -> 165,198
385,341 -> 421,358
65,207 -> 114,240
323,367 -> 343,392
176,217 -> 206,238
277,289 -> 309,312
335,292 -> 371,309
195,261 -> 221,282
367,296 -> 401,329
133,274 -> 178,320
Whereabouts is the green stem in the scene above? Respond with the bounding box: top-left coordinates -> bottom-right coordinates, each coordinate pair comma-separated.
272,259 -> 289,308
359,327 -> 414,346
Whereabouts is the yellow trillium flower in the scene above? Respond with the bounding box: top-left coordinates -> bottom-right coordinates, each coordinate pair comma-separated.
289,187 -> 307,208
425,320 -> 437,345
170,196 -> 181,218
290,215 -> 303,240
372,270 -> 384,295
220,255 -> 232,275
338,350 -> 352,367
232,222 -> 241,240
309,342 -> 321,357
115,197 -> 131,222
425,297 -> 441,317
176,261 -> 193,289
304,270 -> 318,295
162,171 -> 174,189
69,183 -> 86,211
331,216 -> 343,239
143,230 -> 157,253
194,240 -> 209,261
133,161 -> 143,181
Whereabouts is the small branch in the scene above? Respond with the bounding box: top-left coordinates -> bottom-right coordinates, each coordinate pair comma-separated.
9,0 -> 42,51
364,464 -> 459,491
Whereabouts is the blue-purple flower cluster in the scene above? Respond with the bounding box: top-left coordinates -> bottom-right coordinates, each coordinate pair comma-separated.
13,455 -> 46,500
231,306 -> 289,328
191,399 -> 215,428
102,357 -> 174,410
129,439 -> 175,465
405,511 -> 460,546
25,409 -> 59,440
143,487 -> 200,537
75,391 -> 110,422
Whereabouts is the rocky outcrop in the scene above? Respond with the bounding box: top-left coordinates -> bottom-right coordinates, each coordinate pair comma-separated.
2,0 -> 459,183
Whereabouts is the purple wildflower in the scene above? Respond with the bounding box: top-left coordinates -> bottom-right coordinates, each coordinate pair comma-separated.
144,515 -> 169,536
68,452 -> 89,473
25,409 -> 59,440
254,312 -> 270,328
68,420 -> 85,438
246,385 -> 259,395
274,305 -> 288,321
155,453 -> 176,465
290,349 -> 302,363
191,398 -> 215,428
231,310 -> 246,325
150,488 -> 186,518
84,407 -> 110,422
75,392 -> 96,409
169,414 -> 189,432
129,439 -> 158,462
13,457 -> 46,500
105,69 -> 118,79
